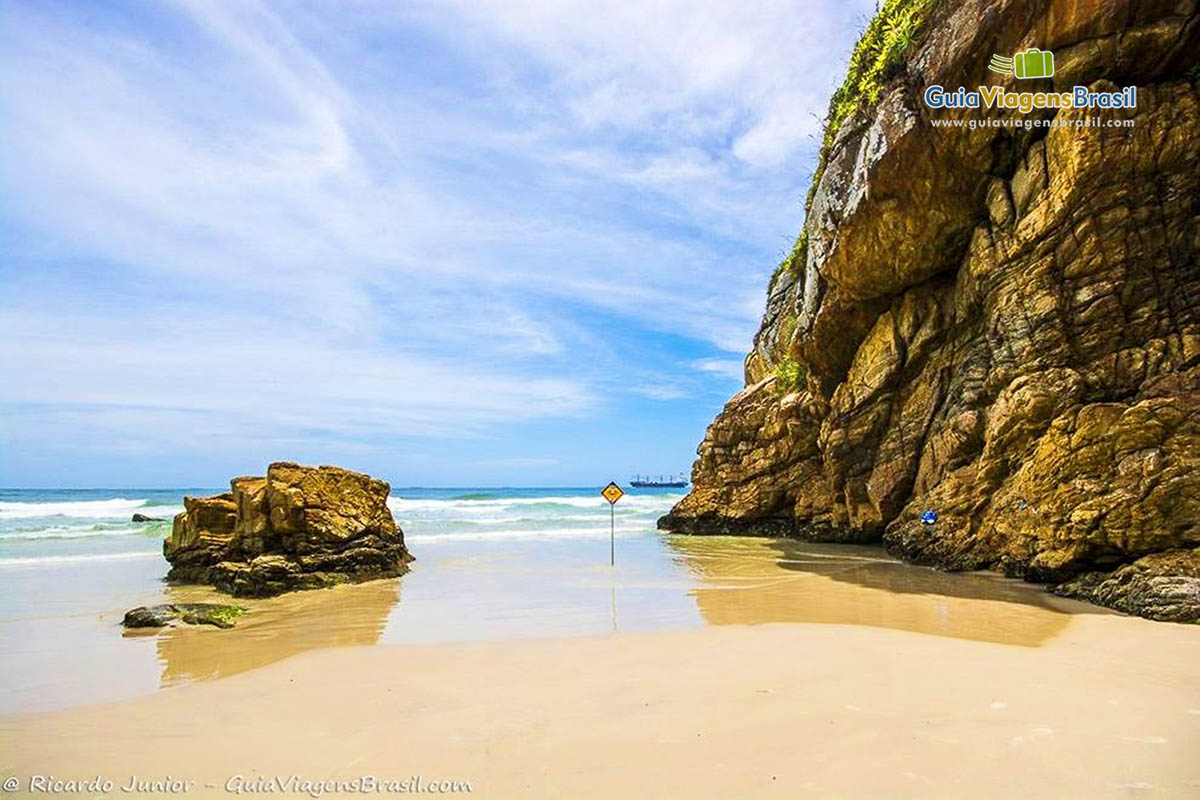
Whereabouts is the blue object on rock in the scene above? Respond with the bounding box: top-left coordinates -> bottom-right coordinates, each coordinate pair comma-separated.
920,509 -> 938,525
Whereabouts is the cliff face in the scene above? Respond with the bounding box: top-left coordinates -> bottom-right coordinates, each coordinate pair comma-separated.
660,0 -> 1200,621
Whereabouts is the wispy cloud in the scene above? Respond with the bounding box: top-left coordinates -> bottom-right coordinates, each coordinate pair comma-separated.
630,385 -> 690,401
0,0 -> 872,484
471,457 -> 561,469
691,358 -> 745,381
428,0 -> 859,165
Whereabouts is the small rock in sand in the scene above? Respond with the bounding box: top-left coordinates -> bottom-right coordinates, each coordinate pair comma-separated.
122,603 -> 245,630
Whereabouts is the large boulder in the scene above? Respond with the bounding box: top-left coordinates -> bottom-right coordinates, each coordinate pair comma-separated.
164,462 -> 412,597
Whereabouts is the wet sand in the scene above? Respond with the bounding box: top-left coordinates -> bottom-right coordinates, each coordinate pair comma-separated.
666,536 -> 1087,645
2,536 -> 1198,798
3,615 -> 1199,799
3,534 -> 1098,713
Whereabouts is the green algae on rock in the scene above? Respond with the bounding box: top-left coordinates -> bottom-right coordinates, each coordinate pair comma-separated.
123,603 -> 247,630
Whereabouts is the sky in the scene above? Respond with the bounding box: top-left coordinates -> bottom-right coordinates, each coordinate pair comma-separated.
0,0 -> 874,488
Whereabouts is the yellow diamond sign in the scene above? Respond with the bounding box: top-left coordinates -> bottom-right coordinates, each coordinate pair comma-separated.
601,481 -> 625,505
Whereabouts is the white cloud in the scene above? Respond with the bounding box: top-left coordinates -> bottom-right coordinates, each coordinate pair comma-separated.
471,457 -> 561,468
425,0 -> 866,166
691,358 -> 745,381
0,309 -> 594,447
630,385 -> 690,401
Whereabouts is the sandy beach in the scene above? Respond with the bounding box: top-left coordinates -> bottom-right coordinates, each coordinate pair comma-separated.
3,529 -> 1199,799
3,614 -> 1199,800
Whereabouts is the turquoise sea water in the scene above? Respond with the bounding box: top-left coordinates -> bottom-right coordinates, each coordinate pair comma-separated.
0,488 -> 195,567
0,486 -> 679,567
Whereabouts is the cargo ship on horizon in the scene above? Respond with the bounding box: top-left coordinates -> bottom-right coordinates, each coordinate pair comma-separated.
629,473 -> 688,489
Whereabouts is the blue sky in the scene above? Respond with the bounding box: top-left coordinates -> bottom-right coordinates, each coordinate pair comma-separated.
0,0 -> 873,488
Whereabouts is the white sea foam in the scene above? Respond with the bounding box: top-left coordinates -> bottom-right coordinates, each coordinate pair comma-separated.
0,551 -> 161,568
388,494 -> 679,512
0,490 -> 676,564
406,525 -> 650,543
384,489 -> 678,546
0,498 -> 152,519
0,525 -> 156,541
419,513 -> 633,526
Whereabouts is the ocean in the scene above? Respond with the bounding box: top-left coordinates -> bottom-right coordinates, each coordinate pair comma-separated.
0,486 -> 680,568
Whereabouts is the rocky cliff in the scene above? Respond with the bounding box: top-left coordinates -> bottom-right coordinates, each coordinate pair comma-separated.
659,0 -> 1200,622
165,462 -> 412,597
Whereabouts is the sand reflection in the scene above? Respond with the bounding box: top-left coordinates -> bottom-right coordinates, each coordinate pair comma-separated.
146,579 -> 400,685
664,536 -> 1085,646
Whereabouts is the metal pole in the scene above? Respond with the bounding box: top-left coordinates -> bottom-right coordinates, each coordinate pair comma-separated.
610,504 -> 615,566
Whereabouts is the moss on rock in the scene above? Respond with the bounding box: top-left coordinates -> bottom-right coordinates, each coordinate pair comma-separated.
123,603 -> 247,630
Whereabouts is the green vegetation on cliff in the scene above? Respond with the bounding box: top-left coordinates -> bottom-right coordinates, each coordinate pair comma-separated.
771,0 -> 942,290
768,232 -> 807,294
822,0 -> 941,154
773,354 -> 807,395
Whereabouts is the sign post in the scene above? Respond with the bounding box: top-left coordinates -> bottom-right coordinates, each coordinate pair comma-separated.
600,481 -> 625,566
